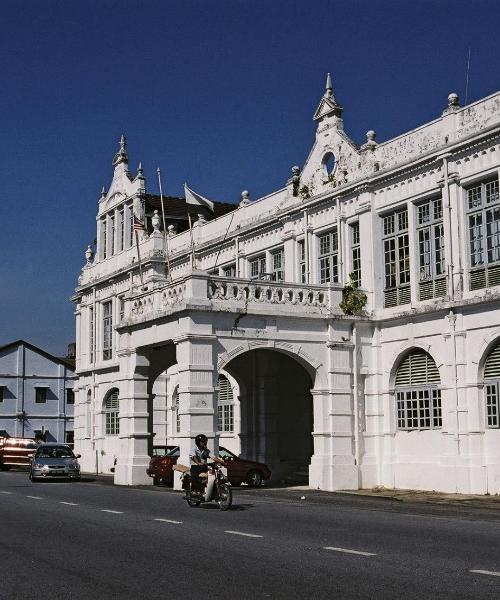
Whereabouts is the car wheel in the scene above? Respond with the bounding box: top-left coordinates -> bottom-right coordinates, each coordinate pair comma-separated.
29,472 -> 37,482
162,477 -> 172,486
246,470 -> 263,487
0,464 -> 11,471
153,475 -> 161,486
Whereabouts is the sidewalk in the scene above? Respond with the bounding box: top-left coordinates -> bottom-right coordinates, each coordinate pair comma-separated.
83,471 -> 500,510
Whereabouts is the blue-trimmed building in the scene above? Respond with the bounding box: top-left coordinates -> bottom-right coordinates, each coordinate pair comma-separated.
0,340 -> 76,444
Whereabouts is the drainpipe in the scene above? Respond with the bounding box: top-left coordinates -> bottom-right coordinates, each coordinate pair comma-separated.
352,323 -> 361,488
442,155 -> 458,299
303,209 -> 310,283
449,309 -> 461,458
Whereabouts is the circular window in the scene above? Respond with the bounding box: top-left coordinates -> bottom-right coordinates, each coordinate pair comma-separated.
322,152 -> 336,175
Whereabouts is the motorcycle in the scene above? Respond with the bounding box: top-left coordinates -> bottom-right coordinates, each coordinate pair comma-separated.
173,462 -> 232,510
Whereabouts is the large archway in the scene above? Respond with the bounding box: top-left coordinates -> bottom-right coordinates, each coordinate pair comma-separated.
224,349 -> 314,484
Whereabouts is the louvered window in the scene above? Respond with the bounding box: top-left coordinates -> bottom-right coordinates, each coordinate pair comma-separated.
483,342 -> 500,427
395,350 -> 441,430
383,209 -> 411,307
467,177 -> 500,290
173,387 -> 180,433
104,389 -> 119,435
318,230 -> 339,284
350,222 -> 361,287
217,375 -> 234,432
417,198 -> 446,300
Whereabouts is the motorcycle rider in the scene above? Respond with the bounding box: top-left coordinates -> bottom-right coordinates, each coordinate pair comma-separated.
189,434 -> 224,493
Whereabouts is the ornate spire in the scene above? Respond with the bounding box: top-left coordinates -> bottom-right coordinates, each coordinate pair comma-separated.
136,162 -> 144,180
112,134 -> 128,167
313,73 -> 343,123
325,72 -> 334,99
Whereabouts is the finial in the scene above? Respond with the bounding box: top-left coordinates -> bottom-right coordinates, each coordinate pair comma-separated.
136,162 -> 144,179
442,92 -> 460,116
240,190 -> 250,207
112,134 -> 129,167
151,210 -> 161,232
197,213 -> 206,225
325,73 -> 333,98
168,224 -> 176,236
100,186 -> 106,199
85,245 -> 94,265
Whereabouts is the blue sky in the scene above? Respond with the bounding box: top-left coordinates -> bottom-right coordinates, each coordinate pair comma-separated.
1,0 -> 499,355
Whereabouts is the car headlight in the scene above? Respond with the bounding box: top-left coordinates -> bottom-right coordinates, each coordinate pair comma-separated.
33,463 -> 43,469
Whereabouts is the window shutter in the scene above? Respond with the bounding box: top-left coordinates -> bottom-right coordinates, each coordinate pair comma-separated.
218,375 -> 233,403
105,390 -> 119,410
396,350 -> 440,386
485,343 -> 500,379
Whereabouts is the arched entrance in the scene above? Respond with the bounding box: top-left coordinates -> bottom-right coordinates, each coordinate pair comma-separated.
224,349 -> 314,484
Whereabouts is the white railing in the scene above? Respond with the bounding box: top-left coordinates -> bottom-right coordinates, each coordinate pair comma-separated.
123,272 -> 342,327
207,276 -> 331,307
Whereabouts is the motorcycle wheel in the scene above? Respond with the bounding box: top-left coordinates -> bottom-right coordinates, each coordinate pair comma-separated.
216,483 -> 232,511
185,490 -> 201,507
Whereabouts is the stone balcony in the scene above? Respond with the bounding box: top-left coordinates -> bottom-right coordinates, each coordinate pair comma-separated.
120,271 -> 346,328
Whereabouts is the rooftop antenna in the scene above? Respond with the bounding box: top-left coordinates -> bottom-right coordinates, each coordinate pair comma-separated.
465,47 -> 471,105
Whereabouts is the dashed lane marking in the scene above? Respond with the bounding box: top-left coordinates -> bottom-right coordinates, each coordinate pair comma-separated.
0,491 -> 12,494
26,496 -> 43,500
155,518 -> 183,524
101,509 -> 123,514
324,547 -> 377,557
470,570 -> 500,577
224,531 -> 263,538
60,502 -> 79,506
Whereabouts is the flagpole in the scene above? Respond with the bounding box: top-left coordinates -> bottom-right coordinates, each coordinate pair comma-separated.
134,230 -> 145,288
213,210 -> 236,271
157,167 -> 172,283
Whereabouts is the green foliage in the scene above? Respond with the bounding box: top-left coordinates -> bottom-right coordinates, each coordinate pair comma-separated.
322,173 -> 337,186
340,273 -> 367,316
299,185 -> 311,200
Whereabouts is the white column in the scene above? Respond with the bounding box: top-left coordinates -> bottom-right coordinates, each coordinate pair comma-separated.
114,350 -> 152,486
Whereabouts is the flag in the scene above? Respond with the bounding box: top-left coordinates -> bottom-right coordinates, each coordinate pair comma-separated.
184,183 -> 214,212
133,214 -> 145,231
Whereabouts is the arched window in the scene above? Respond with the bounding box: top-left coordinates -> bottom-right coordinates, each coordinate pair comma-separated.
104,389 -> 119,435
484,341 -> 500,427
322,152 -> 336,176
395,350 -> 441,430
217,375 -> 234,433
173,386 -> 180,434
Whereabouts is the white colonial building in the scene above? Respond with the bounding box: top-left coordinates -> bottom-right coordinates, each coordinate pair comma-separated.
73,76 -> 500,494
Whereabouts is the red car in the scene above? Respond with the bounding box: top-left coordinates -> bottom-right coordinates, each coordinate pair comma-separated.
0,437 -> 39,470
147,446 -> 271,487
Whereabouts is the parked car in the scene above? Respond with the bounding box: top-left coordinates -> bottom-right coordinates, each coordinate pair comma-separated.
0,437 -> 39,470
151,445 -> 177,457
29,443 -> 81,482
147,446 -> 271,487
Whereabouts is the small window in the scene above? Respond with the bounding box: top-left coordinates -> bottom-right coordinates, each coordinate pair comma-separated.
35,388 -> 47,404
222,264 -> 236,277
217,375 -> 234,433
104,389 -> 119,435
322,152 -> 336,175
66,389 -> 75,405
249,255 -> 266,279
0,387 -> 3,403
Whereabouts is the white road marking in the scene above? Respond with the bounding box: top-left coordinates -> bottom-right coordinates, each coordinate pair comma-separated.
60,501 -> 79,506
26,496 -> 43,500
224,530 -> 263,538
155,518 -> 183,524
324,546 -> 377,556
0,491 -> 12,494
470,570 -> 500,577
101,509 -> 123,514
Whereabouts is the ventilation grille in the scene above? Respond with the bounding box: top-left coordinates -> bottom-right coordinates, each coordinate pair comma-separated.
396,351 -> 440,386
485,343 -> 500,379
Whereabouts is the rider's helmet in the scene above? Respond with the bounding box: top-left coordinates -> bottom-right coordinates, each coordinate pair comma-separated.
195,434 -> 208,448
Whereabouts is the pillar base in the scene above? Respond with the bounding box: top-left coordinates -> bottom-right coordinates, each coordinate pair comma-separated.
114,458 -> 152,486
309,454 -> 359,491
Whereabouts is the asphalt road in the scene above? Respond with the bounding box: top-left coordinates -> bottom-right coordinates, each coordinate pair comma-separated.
1,471 -> 500,599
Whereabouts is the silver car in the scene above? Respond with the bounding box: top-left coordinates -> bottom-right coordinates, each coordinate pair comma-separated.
29,443 -> 81,482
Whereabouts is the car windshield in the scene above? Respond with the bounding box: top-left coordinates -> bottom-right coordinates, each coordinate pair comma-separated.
36,446 -> 74,459
166,447 -> 180,457
218,448 -> 236,460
